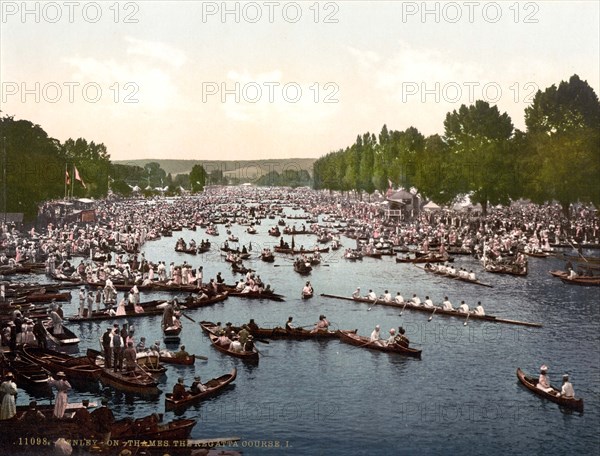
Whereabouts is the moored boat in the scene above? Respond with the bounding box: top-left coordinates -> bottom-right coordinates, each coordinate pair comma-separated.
21,345 -> 102,381
86,348 -> 161,394
43,321 -> 80,345
338,330 -> 422,358
165,368 -> 237,410
516,368 -> 583,412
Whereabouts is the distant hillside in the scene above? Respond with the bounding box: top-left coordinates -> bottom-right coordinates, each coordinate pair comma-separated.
113,158 -> 316,178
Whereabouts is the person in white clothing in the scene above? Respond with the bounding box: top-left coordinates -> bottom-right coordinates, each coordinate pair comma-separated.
442,297 -> 453,311
458,301 -> 469,313
559,374 -> 575,398
423,296 -> 434,308
369,325 -> 381,342
411,294 -> 421,306
394,292 -> 404,304
537,365 -> 552,393
352,287 -> 361,299
367,289 -> 377,301
385,328 -> 396,346
473,301 -> 485,316
382,290 -> 392,302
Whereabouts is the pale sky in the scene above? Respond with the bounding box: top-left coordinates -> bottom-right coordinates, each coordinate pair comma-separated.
1,1 -> 598,161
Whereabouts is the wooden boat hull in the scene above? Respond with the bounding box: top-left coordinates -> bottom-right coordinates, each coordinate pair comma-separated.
43,321 -> 80,345
396,256 -> 453,263
221,287 -> 285,302
200,322 -> 259,362
338,330 -> 422,358
516,368 -> 583,412
86,349 -> 160,394
165,368 -> 237,410
0,353 -> 51,387
163,326 -> 182,344
250,327 -> 355,340
21,345 -> 102,381
550,270 -> 600,286
417,264 -> 493,288
159,354 -> 196,365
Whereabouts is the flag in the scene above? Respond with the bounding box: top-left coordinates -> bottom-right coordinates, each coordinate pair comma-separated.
74,166 -> 86,188
65,169 -> 71,185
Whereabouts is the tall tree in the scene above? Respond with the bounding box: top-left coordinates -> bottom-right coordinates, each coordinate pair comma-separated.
0,116 -> 64,219
189,164 -> 207,192
523,74 -> 600,214
62,138 -> 111,197
443,100 -> 515,213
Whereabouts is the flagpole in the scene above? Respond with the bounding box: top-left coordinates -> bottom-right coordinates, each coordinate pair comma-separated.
64,163 -> 68,200
71,164 -> 74,199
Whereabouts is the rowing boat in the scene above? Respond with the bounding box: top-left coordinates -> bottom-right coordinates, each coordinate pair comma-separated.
415,264 -> 493,288
0,352 -> 51,388
43,321 -> 80,345
249,326 -> 356,340
395,255 -> 454,263
86,348 -> 161,394
338,330 -> 422,358
319,293 -> 543,328
165,368 -> 237,410
220,286 -> 285,302
159,352 -> 196,365
516,368 -> 583,412
549,270 -> 600,286
21,345 -> 102,381
163,325 -> 182,344
200,321 -> 259,362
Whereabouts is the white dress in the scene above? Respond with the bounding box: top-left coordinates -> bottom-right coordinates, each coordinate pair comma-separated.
0,380 -> 17,420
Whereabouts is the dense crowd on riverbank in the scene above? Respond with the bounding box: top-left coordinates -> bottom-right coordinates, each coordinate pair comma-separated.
1,187 -> 598,269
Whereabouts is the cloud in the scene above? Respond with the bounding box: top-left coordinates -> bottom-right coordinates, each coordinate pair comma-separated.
125,36 -> 188,68
218,69 -> 339,124
63,38 -> 188,111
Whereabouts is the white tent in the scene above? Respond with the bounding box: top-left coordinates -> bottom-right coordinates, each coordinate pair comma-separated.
423,201 -> 441,211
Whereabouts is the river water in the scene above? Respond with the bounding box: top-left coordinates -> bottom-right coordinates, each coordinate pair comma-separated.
15,209 -> 600,456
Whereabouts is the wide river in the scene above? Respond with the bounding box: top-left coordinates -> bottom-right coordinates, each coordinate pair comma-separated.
16,208 -> 600,456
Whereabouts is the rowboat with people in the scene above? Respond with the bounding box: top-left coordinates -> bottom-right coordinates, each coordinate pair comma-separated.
249,326 -> 356,340
549,270 -> 600,286
338,330 -> 422,358
199,321 -> 260,362
320,293 -> 543,328
516,368 -> 583,412
395,254 -> 454,263
416,264 -> 493,288
165,368 -> 237,410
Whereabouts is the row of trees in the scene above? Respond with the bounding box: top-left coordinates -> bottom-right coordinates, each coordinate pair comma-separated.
313,75 -> 600,215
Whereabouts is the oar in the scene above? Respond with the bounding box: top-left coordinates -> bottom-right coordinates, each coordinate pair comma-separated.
194,354 -> 208,361
464,313 -> 470,326
273,265 -> 293,267
367,299 -> 378,311
181,312 -> 196,323
567,240 -> 588,263
399,301 -> 408,316
136,363 -> 156,381
428,308 -> 437,322
253,338 -> 270,344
